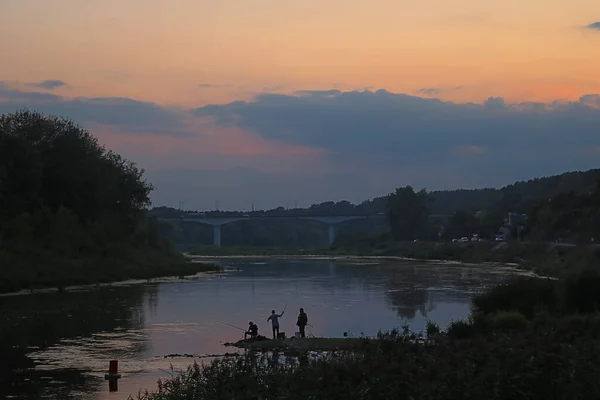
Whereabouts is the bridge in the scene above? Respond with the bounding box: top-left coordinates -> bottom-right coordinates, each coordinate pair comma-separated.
160,213 -> 452,247
161,215 -> 386,247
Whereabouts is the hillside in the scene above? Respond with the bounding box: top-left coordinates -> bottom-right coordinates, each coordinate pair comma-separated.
428,169 -> 600,214
152,168 -> 600,248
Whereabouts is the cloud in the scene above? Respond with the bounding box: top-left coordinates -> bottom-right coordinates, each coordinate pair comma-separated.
25,79 -> 68,90
416,86 -> 462,96
417,88 -> 441,95
585,22 -> 600,30
262,84 -> 285,92
149,167 -> 401,210
451,145 -> 487,156
4,80 -> 600,208
580,94 -> 600,107
191,88 -> 600,187
295,89 -> 342,97
95,69 -> 132,82
0,83 -> 187,135
198,83 -> 230,88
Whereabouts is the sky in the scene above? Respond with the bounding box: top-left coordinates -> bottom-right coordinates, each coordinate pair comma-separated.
1,0 -> 600,210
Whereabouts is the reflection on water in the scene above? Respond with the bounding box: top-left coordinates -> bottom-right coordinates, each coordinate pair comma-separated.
0,284 -> 154,399
0,259 -> 514,399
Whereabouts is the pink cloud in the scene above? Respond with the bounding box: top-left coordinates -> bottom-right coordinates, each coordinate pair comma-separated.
577,146 -> 600,157
450,145 -> 487,156
84,120 -> 327,173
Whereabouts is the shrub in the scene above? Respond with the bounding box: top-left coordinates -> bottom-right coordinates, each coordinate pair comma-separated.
472,277 -> 557,318
425,320 -> 440,337
490,311 -> 528,331
560,267 -> 600,314
446,319 -> 475,339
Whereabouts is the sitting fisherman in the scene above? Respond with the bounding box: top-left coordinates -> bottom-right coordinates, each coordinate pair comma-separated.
245,321 -> 259,339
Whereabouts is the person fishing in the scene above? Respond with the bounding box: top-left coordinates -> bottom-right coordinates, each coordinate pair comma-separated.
296,308 -> 308,338
245,321 -> 258,339
267,309 -> 285,339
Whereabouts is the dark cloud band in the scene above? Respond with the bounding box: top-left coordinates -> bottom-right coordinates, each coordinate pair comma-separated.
586,22 -> 600,30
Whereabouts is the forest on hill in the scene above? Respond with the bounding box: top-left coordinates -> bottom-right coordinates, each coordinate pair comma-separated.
0,111 -> 210,294
152,168 -> 600,249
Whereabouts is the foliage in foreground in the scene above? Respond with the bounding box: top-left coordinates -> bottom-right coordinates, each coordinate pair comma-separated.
472,266 -> 600,318
134,268 -> 600,399
0,110 -> 201,293
134,320 -> 600,400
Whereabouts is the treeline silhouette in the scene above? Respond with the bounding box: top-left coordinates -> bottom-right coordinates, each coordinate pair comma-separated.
0,110 -> 202,293
153,169 -> 600,248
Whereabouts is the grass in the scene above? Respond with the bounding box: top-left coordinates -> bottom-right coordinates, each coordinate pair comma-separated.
133,321 -> 600,400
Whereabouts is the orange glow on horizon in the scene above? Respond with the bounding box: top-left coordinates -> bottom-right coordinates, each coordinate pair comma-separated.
1,0 -> 600,106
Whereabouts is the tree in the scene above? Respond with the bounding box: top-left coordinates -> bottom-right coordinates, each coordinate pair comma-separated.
0,110 -> 152,226
0,110 -> 172,292
386,186 -> 430,241
444,210 -> 476,239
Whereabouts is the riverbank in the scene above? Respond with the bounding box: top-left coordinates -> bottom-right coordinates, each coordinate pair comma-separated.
184,251 -> 543,278
224,337 -> 375,352
0,258 -> 221,295
186,251 -> 513,265
0,266 -> 222,297
188,241 -> 544,262
187,241 -> 600,278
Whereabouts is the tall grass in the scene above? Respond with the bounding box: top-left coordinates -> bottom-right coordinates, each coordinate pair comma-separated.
135,267 -> 600,400
134,323 -> 600,400
472,267 -> 600,318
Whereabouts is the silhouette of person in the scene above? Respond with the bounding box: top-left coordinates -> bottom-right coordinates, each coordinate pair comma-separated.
267,309 -> 284,339
296,308 -> 308,338
245,321 -> 258,339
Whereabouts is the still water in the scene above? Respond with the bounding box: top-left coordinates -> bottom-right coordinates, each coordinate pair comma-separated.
0,259 -> 515,399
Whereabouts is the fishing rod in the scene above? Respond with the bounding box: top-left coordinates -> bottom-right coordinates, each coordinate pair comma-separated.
216,321 -> 247,332
282,303 -> 288,313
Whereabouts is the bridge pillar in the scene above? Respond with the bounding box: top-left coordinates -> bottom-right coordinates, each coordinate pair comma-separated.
213,225 -> 222,247
328,224 -> 336,247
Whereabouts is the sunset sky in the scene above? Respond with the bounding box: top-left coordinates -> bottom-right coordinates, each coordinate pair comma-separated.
2,0 -> 600,210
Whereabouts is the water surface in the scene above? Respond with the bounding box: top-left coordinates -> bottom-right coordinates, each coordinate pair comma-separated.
0,259 -> 514,399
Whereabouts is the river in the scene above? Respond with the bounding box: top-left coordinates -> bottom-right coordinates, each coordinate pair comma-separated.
0,258 -> 516,399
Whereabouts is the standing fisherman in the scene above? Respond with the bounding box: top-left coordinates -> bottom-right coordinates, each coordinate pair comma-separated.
267,309 -> 285,339
296,308 -> 308,338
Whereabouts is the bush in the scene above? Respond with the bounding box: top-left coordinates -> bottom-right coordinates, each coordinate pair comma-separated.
471,267 -> 600,322
425,320 -> 440,337
490,311 -> 528,331
472,277 -> 557,318
560,267 -> 600,314
553,314 -> 600,337
446,319 -> 475,339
